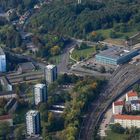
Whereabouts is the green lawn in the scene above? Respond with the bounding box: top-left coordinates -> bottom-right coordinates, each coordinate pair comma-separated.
97,29 -> 112,38
48,54 -> 62,65
96,28 -> 138,39
71,47 -> 96,61
105,131 -> 128,140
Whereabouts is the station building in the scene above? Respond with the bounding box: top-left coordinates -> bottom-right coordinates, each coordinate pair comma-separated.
95,47 -> 138,65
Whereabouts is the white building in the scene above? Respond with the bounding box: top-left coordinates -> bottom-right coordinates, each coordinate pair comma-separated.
126,90 -> 138,101
45,65 -> 57,84
112,100 -> 124,114
34,83 -> 47,105
130,100 -> 140,111
26,110 -> 41,136
0,47 -> 6,72
114,114 -> 140,128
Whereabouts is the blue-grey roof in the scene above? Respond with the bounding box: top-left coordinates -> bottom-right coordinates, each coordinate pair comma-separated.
96,46 -> 138,60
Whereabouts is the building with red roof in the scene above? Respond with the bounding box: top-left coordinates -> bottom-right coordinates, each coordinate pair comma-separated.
112,100 -> 124,114
0,115 -> 13,126
114,114 -> 140,128
126,90 -> 138,101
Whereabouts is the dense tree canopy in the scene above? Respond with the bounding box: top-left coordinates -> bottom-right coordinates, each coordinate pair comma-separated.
27,0 -> 140,38
0,0 -> 38,11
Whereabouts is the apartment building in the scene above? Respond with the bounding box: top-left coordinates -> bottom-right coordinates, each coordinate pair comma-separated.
112,100 -> 124,114
114,114 -> 140,128
26,110 -> 41,135
45,64 -> 57,84
34,83 -> 47,105
126,90 -> 138,101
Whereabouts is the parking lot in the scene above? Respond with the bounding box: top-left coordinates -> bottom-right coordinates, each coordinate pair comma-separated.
70,57 -> 117,78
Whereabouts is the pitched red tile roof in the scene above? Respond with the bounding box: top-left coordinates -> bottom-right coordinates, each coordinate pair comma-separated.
114,114 -> 140,120
0,115 -> 12,120
127,90 -> 138,97
114,101 -> 124,106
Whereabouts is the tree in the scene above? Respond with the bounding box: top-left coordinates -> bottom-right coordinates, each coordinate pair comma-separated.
110,123 -> 125,134
50,45 -> 60,56
48,112 -> 55,124
14,125 -> 25,140
0,122 -> 10,139
9,11 -> 18,21
79,43 -> 88,50
0,83 -> 2,91
133,84 -> 140,94
23,0 -> 38,9
15,33 -> 22,48
100,66 -> 106,73
125,36 -> 129,41
42,124 -> 48,139
0,108 -> 5,116
120,24 -> 128,33
65,124 -> 78,140
15,86 -> 20,98
0,98 -> 7,108
47,112 -> 56,131
39,103 -> 48,122
110,30 -> 117,38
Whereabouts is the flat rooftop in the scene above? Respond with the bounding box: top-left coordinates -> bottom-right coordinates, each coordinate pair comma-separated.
46,64 -> 56,69
96,46 -> 137,60
0,47 -> 5,55
114,114 -> 140,120
26,110 -> 39,116
34,83 -> 46,88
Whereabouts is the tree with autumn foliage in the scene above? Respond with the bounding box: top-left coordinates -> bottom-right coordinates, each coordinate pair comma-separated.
62,76 -> 105,140
50,45 -> 61,56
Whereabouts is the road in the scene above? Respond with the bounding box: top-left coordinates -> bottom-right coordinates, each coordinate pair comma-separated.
78,62 -> 140,140
57,41 -> 76,73
71,37 -> 98,46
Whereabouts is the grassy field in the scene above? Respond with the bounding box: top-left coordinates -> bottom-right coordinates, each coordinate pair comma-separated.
96,28 -> 138,39
105,131 -> 128,140
71,47 -> 96,61
48,54 -> 62,65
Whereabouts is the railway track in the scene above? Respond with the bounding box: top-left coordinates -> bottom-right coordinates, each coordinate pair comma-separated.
6,70 -> 44,85
78,63 -> 140,140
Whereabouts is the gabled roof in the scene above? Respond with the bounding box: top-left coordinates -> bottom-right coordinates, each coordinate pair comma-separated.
114,114 -> 140,120
127,90 -> 138,97
0,115 -> 12,120
18,62 -> 35,71
114,100 -> 124,106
